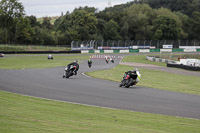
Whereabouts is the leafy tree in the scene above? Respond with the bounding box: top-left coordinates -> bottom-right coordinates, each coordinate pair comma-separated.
70,9 -> 97,35
120,21 -> 129,40
123,4 -> 155,40
174,12 -> 190,39
15,16 -> 34,44
42,17 -> 53,29
74,6 -> 97,14
54,12 -> 71,32
0,0 -> 24,43
152,16 -> 180,40
141,0 -> 200,16
188,11 -> 200,39
96,18 -> 106,35
27,15 -> 40,27
103,19 -> 121,40
156,8 -> 182,26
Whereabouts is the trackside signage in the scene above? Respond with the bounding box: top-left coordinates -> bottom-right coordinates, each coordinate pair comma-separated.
139,49 -> 150,53
163,45 -> 173,49
160,49 -> 172,52
179,46 -> 200,49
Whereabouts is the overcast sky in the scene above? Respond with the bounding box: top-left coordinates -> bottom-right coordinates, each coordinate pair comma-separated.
18,0 -> 133,18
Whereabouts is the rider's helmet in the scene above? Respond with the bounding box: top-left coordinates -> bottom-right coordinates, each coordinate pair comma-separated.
74,60 -> 78,63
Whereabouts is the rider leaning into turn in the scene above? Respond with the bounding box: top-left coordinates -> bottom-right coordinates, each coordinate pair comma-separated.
66,60 -> 79,75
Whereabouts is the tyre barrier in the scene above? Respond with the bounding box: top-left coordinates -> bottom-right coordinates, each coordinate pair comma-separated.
167,63 -> 200,71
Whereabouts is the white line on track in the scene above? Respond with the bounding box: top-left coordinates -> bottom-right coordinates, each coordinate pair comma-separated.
82,72 -> 92,78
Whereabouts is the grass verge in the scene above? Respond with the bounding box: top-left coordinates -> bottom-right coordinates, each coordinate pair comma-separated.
122,53 -> 200,65
1,91 -> 200,133
86,65 -> 200,95
122,54 -> 166,66
0,55 -> 90,69
0,45 -> 70,51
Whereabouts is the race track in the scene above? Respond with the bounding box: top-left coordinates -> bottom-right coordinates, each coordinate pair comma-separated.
0,55 -> 200,119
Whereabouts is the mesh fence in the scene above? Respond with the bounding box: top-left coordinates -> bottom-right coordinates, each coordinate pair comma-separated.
71,40 -> 200,50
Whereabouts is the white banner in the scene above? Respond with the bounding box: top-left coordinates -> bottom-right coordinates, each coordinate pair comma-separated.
120,50 -> 129,53
139,49 -> 150,53
179,46 -> 200,49
81,50 -> 89,53
104,50 -> 114,53
132,46 -> 138,49
163,45 -> 173,49
94,50 -> 100,53
184,49 -> 196,52
160,49 -> 172,52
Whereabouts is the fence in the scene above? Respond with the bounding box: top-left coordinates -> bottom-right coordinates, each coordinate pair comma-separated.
71,40 -> 200,50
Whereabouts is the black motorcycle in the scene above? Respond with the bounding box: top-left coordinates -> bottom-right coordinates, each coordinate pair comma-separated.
119,71 -> 138,88
88,63 -> 92,68
88,60 -> 92,68
63,65 -> 77,78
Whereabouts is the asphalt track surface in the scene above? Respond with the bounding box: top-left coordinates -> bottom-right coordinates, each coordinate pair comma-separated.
0,55 -> 200,119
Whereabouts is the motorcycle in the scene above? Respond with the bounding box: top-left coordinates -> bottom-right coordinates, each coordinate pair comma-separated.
119,69 -> 141,88
63,65 -> 77,78
105,59 -> 109,64
47,54 -> 53,60
88,63 -> 92,68
88,60 -> 92,68
111,59 -> 114,63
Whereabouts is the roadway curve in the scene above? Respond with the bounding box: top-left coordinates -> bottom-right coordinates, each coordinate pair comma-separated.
0,54 -> 200,119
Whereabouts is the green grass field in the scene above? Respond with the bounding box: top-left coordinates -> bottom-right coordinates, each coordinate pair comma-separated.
0,55 -> 90,69
122,54 -> 166,66
86,54 -> 200,95
86,65 -> 200,95
1,54 -> 200,132
0,45 -> 70,51
1,91 -> 200,133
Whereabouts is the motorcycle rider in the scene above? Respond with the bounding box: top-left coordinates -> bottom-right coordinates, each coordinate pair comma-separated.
126,70 -> 136,78
66,60 -> 79,75
110,57 -> 114,63
105,55 -> 109,63
88,58 -> 92,68
119,68 -> 141,87
48,54 -> 53,60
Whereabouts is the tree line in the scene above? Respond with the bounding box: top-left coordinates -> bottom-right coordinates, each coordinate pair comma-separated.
0,0 -> 200,46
